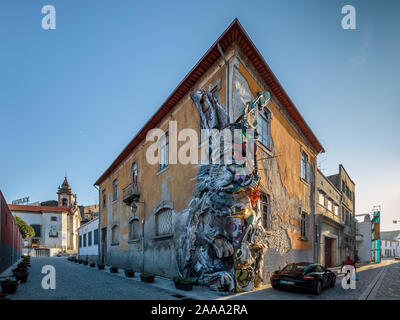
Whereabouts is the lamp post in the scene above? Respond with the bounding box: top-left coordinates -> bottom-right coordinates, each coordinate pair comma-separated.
131,200 -> 145,273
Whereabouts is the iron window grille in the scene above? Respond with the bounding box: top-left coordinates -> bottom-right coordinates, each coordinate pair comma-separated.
155,209 -> 172,236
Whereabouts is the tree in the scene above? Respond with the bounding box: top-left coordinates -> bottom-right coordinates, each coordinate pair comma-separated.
14,216 -> 35,239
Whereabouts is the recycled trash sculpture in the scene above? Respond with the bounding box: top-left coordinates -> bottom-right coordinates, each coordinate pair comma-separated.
176,88 -> 271,292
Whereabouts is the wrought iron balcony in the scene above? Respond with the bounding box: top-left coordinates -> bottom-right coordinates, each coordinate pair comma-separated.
122,183 -> 140,205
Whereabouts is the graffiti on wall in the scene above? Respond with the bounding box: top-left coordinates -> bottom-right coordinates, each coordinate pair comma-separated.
175,87 -> 272,292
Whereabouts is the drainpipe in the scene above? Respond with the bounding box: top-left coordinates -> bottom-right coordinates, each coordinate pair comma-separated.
217,43 -> 230,123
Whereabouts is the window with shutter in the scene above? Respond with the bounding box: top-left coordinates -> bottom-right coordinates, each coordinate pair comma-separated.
301,211 -> 308,239
94,229 -> 99,245
260,193 -> 271,229
300,152 -> 308,181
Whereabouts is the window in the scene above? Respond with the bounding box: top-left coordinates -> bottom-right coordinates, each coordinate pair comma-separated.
318,192 -> 324,206
94,229 -> 99,245
51,216 -> 57,221
257,110 -> 271,149
155,208 -> 172,236
300,152 -> 308,181
111,225 -> 119,244
129,219 -> 140,240
131,162 -> 138,185
79,235 -> 82,248
159,131 -> 169,171
301,211 -> 308,239
102,189 -> 106,209
334,205 -> 339,216
260,194 -> 271,229
327,200 -> 332,211
62,198 -> 68,206
83,233 -> 87,247
88,231 -> 92,246
113,179 -> 118,201
31,224 -> 41,238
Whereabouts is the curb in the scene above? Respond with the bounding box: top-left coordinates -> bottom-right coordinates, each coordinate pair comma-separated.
67,258 -> 229,300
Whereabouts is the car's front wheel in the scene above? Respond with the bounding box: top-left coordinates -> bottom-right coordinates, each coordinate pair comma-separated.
314,280 -> 322,295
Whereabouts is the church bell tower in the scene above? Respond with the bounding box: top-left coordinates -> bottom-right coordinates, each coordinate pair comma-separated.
57,176 -> 75,208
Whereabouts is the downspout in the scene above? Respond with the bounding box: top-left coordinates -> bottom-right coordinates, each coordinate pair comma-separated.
217,43 -> 230,123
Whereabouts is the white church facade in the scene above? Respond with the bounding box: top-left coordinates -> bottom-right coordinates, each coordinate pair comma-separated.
9,177 -> 81,252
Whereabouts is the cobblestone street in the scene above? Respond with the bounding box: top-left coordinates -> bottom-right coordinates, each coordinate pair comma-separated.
224,259 -> 400,300
7,257 -> 182,300
3,257 -> 400,300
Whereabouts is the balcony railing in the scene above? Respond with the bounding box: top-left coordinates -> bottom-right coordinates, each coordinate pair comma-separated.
122,183 -> 140,205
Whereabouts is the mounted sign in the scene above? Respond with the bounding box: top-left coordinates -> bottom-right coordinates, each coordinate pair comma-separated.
12,197 -> 30,205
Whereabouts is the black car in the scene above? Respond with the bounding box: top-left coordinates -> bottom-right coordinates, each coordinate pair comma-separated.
270,262 -> 336,295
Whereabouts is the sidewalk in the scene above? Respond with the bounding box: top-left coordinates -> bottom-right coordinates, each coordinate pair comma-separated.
329,261 -> 371,275
70,259 -> 233,300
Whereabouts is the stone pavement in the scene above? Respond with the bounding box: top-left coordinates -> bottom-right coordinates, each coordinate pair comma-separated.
3,257 -> 229,300
222,259 -> 400,300
3,257 -> 399,300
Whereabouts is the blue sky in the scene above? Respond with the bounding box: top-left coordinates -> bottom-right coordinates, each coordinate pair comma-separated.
0,0 -> 399,230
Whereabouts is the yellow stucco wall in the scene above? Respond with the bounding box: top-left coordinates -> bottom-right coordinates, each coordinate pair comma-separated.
98,64 -> 227,252
238,60 -> 317,251
98,44 -> 319,257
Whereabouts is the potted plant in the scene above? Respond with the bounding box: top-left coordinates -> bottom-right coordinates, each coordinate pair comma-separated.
90,262 -> 96,268
124,269 -> 135,278
12,268 -> 26,276
140,273 -> 155,283
110,266 -> 118,273
1,279 -> 19,294
0,292 -> 9,300
18,262 -> 30,268
173,276 -> 194,291
83,260 -> 88,265
14,270 -> 29,283
97,263 -> 105,270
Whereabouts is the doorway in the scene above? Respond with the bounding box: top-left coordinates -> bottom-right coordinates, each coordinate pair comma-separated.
101,227 -> 107,264
325,237 -> 333,267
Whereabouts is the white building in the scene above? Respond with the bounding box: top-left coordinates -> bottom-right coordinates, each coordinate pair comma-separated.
9,177 -> 81,253
381,231 -> 400,258
78,217 -> 99,263
355,214 -> 372,262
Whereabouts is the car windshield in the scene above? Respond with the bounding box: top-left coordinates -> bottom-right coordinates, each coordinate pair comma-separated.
281,263 -> 310,274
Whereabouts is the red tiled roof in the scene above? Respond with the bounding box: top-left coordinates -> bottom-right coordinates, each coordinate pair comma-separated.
94,18 -> 325,186
8,204 -> 70,213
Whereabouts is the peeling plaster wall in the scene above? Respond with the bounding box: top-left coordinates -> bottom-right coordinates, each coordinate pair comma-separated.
234,49 -> 317,281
